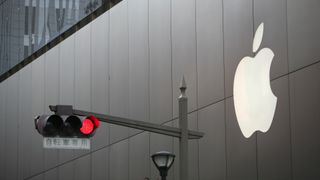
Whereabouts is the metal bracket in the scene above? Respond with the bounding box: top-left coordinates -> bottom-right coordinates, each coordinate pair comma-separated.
49,105 -> 73,115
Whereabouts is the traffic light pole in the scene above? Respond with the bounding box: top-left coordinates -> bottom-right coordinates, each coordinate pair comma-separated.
49,77 -> 201,180
179,77 -> 188,180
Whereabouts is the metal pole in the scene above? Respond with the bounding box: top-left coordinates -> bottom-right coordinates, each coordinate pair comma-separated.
49,105 -> 204,139
179,76 -> 188,180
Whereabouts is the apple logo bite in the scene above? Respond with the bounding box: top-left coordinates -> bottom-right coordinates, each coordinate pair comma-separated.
233,22 -> 277,138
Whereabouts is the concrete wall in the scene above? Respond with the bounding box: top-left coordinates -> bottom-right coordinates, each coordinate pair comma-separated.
0,0 -> 320,179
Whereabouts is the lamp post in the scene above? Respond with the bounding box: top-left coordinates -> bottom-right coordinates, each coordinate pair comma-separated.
151,151 -> 175,180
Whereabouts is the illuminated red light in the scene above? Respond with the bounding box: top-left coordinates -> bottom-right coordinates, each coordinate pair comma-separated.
80,118 -> 94,135
89,116 -> 100,128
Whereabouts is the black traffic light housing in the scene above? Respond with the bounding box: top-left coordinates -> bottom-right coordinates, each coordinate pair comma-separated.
35,105 -> 100,138
34,115 -> 63,137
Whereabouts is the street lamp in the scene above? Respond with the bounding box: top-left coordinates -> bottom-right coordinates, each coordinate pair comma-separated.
151,151 -> 175,180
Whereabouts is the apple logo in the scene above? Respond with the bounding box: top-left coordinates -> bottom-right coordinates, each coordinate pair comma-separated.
233,22 -> 277,138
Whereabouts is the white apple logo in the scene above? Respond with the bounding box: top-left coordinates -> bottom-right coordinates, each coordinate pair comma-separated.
233,22 -> 277,138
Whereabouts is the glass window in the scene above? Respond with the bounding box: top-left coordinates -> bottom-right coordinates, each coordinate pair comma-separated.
0,0 -> 108,75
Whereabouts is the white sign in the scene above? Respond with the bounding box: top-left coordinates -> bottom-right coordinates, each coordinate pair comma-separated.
233,22 -> 277,138
43,137 -> 91,150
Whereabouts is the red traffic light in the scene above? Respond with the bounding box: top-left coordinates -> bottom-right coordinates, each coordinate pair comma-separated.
79,116 -> 100,136
89,115 -> 100,128
80,118 -> 94,135
35,115 -> 100,137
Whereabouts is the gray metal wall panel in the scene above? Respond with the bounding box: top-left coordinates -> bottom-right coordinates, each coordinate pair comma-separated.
110,140 -> 129,180
74,24 -> 92,157
188,117 -> 199,180
18,65 -> 32,179
128,0 -> 149,135
109,1 -> 130,143
172,0 -> 197,117
290,63 -> 320,179
92,147 -> 109,180
58,34 -> 76,165
74,155 -> 91,180
288,0 -> 320,71
198,101 -> 226,180
59,34 -> 75,108
196,0 -> 224,108
254,0 -> 288,79
226,97 -> 257,180
257,76 -> 292,180
91,12 -> 110,151
150,121 -> 174,180
74,24 -> 91,112
173,113 -> 199,180
0,79 -> 5,180
149,0 -> 172,125
58,162 -> 74,180
29,174 -> 44,180
129,132 -> 150,179
223,0 -> 253,97
44,45 -> 60,170
5,74 -> 19,180
44,168 -> 58,180
31,56 -> 46,176
173,120 -> 180,180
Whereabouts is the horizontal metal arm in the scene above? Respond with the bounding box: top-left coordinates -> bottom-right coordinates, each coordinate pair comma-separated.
49,105 -> 204,139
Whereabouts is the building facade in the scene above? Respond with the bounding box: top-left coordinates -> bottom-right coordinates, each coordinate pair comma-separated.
0,0 -> 320,180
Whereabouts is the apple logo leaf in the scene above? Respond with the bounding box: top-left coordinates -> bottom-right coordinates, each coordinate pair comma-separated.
252,23 -> 264,53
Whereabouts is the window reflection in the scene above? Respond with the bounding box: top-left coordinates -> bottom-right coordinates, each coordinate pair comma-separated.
0,0 -> 106,75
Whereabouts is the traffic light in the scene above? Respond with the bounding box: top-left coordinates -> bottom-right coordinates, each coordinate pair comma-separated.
35,115 -> 100,137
